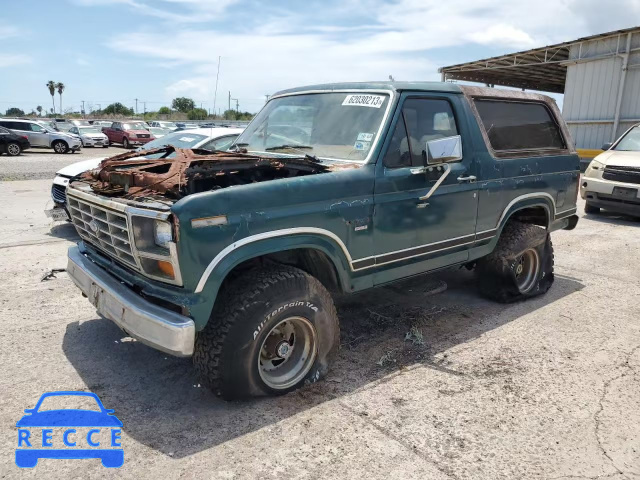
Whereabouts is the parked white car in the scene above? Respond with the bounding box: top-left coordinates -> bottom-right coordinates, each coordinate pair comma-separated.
581,123 -> 640,217
149,121 -> 178,130
46,127 -> 243,220
68,126 -> 109,147
0,118 -> 82,153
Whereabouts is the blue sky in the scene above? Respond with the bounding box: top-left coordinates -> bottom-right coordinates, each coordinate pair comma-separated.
1,0 -> 638,115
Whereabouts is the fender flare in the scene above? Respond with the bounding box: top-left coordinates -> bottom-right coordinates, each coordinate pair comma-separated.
194,228 -> 354,298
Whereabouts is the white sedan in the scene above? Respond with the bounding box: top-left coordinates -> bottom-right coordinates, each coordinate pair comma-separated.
68,126 -> 109,148
581,124 -> 640,217
45,127 -> 243,221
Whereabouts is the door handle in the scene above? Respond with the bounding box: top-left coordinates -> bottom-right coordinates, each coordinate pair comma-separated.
457,175 -> 476,183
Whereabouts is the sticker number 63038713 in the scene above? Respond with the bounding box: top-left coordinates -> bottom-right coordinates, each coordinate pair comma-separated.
342,94 -> 385,108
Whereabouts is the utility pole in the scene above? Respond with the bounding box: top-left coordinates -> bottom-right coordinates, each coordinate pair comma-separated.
235,98 -> 239,115
143,102 -> 147,118
81,100 -> 85,118
134,98 -> 138,115
213,56 -> 221,118
228,91 -> 231,113
265,94 -> 270,103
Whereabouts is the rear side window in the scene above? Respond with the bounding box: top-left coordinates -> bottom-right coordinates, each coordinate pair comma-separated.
474,100 -> 565,152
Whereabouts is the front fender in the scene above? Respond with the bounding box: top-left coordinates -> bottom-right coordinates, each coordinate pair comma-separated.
189,230 -> 353,331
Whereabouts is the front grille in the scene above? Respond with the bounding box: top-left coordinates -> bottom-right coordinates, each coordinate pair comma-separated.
137,134 -> 150,138
602,165 -> 640,184
51,184 -> 66,204
67,193 -> 138,269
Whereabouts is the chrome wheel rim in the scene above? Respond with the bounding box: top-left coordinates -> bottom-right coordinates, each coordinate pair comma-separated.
54,142 -> 65,153
7,144 -> 19,155
514,248 -> 540,293
258,316 -> 317,390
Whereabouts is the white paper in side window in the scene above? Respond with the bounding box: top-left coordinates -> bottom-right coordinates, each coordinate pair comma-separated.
179,137 -> 196,142
342,94 -> 385,108
357,132 -> 374,141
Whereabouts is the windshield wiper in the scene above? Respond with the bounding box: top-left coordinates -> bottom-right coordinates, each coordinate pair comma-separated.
265,144 -> 312,151
265,144 -> 319,162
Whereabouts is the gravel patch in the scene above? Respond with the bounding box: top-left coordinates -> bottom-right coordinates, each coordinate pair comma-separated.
0,146 -> 125,181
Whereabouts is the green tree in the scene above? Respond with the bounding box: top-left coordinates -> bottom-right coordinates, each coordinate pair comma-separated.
102,102 -> 134,116
187,108 -> 208,120
158,106 -> 171,115
46,80 -> 56,114
36,105 -> 43,116
56,82 -> 65,114
5,107 -> 25,116
171,97 -> 195,113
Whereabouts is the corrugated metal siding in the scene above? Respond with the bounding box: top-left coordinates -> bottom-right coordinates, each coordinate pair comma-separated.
562,30 -> 640,149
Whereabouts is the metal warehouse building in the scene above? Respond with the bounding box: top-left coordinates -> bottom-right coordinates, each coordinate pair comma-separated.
440,26 -> 640,159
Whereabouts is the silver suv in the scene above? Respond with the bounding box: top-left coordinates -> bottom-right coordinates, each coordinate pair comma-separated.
0,119 -> 82,154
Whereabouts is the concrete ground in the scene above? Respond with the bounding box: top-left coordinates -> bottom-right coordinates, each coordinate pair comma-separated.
0,171 -> 638,479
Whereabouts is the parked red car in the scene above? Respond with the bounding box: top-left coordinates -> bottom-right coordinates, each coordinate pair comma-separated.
102,121 -> 155,148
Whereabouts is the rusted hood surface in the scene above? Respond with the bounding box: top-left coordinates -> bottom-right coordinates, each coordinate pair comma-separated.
79,147 -> 350,200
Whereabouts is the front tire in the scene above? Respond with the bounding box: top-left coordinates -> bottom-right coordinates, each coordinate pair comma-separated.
476,221 -> 554,303
6,142 -> 21,156
122,137 -> 130,149
52,140 -> 68,154
584,202 -> 600,214
194,265 -> 340,400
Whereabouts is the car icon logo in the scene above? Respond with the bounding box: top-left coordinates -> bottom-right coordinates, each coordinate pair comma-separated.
88,220 -> 100,233
16,391 -> 123,468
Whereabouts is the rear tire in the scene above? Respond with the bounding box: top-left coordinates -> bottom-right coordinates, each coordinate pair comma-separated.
584,202 -> 600,214
52,140 -> 68,154
476,221 -> 554,303
6,142 -> 21,156
193,265 -> 340,400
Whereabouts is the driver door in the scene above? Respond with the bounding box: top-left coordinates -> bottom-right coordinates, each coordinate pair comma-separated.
371,94 -> 478,284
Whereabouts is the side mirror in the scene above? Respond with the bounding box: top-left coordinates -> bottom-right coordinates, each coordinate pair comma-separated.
426,135 -> 463,165
601,142 -> 612,151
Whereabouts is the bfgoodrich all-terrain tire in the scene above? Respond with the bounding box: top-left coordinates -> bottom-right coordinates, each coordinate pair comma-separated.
476,221 -> 554,303
193,265 -> 340,400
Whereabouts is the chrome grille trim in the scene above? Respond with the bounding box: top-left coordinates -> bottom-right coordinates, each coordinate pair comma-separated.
67,191 -> 139,270
51,184 -> 66,204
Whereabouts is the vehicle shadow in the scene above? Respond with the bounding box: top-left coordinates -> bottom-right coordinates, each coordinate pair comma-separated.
47,222 -> 80,241
583,211 -> 640,226
62,268 -> 584,458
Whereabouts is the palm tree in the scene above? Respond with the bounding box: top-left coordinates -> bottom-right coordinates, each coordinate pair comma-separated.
56,82 -> 65,115
46,81 -> 56,114
36,105 -> 42,117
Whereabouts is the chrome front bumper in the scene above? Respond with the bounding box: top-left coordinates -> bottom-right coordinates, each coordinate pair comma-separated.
67,246 -> 195,356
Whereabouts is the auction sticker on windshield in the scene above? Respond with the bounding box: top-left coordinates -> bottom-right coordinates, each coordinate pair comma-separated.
342,94 -> 385,108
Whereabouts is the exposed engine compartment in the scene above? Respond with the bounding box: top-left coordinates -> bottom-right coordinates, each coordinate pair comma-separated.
78,146 -> 356,202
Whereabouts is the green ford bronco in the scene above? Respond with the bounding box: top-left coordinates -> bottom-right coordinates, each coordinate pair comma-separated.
66,82 -> 579,399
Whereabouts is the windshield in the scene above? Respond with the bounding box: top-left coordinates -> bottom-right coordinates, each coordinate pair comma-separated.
235,92 -> 390,162
140,131 -> 208,151
160,122 -> 176,128
614,126 -> 640,151
78,127 -> 102,134
123,123 -> 147,130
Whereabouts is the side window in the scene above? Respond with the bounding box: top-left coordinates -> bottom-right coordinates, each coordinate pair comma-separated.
201,135 -> 238,151
12,122 -> 30,131
111,123 -> 120,130
474,100 -> 565,152
383,116 -> 411,168
402,98 -> 459,166
30,123 -> 46,132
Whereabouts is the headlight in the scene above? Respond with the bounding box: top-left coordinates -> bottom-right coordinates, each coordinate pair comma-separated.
585,159 -> 605,177
130,215 -> 181,284
154,221 -> 173,248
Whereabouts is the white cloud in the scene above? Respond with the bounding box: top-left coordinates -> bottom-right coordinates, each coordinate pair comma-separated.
0,25 -> 20,40
0,54 -> 32,68
72,0 -> 239,23
467,24 -> 536,48
104,0 -> 635,111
